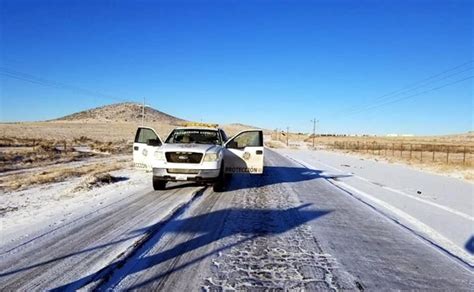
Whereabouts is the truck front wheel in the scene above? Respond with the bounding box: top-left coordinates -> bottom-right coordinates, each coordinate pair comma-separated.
153,177 -> 167,190
213,162 -> 226,192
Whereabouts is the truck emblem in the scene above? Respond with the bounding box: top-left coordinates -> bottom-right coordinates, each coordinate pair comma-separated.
243,152 -> 251,160
178,155 -> 188,160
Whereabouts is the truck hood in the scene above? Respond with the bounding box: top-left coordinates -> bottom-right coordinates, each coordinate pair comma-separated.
160,143 -> 221,153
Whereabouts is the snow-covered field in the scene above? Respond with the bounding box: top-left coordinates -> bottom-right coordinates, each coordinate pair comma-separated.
276,148 -> 474,265
1,167 -> 149,250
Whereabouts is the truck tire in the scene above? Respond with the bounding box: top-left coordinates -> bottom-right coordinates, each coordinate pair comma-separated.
153,177 -> 167,190
213,162 -> 226,192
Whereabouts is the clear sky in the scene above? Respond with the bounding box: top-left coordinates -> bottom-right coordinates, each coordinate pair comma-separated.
1,0 -> 472,135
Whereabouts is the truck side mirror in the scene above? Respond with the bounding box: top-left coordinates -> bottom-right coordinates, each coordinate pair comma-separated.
147,139 -> 162,146
226,140 -> 238,149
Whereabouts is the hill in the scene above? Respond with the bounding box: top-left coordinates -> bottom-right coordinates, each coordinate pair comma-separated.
55,102 -> 185,125
0,102 -> 268,141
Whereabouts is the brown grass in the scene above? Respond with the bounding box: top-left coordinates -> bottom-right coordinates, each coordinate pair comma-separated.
270,132 -> 474,181
264,140 -> 286,149
72,172 -> 126,193
0,135 -> 133,173
0,121 -> 268,143
0,160 -> 129,192
305,133 -> 474,146
322,147 -> 474,182
0,119 -> 270,192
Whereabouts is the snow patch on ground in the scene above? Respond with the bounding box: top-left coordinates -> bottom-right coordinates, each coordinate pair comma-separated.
0,167 -> 150,250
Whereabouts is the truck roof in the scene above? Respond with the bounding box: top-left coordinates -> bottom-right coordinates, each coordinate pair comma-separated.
173,127 -> 222,131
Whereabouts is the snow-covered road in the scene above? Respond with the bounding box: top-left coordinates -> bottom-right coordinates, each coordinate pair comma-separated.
0,150 -> 472,290
276,148 -> 474,266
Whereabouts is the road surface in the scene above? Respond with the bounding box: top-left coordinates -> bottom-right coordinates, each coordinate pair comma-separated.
0,150 -> 472,290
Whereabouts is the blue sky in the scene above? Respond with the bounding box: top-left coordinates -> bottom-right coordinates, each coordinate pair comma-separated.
1,0 -> 472,135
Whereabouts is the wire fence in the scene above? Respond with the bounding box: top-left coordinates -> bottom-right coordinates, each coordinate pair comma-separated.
331,141 -> 473,166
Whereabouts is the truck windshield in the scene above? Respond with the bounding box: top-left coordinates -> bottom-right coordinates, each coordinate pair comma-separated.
165,129 -> 221,145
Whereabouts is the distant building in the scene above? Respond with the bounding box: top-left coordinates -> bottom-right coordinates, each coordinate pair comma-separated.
387,134 -> 414,137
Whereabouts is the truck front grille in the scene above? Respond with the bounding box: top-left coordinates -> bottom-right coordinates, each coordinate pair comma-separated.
167,169 -> 199,174
165,152 -> 203,164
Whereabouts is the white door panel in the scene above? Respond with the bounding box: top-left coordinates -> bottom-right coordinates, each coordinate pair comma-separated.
224,130 -> 264,174
133,127 -> 162,171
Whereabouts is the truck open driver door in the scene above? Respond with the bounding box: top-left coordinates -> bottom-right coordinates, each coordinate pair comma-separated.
133,127 -> 162,171
224,130 -> 264,174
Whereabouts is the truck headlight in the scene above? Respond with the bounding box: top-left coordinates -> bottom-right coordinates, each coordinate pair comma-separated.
154,150 -> 165,160
203,153 -> 219,162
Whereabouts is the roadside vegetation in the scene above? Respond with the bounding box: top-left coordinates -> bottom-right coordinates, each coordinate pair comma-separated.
0,136 -> 130,171
0,159 -> 129,192
271,132 -> 474,181
0,136 -> 132,192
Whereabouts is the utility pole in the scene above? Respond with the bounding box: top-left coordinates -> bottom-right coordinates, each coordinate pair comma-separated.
310,118 -> 318,149
286,126 -> 289,146
141,97 -> 146,126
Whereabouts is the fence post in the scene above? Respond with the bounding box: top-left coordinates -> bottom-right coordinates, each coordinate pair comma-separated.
463,146 -> 466,165
392,143 -> 395,156
409,144 -> 412,160
420,145 -> 423,162
432,146 -> 435,162
400,143 -> 403,157
385,144 -> 387,156
64,140 -> 67,155
446,146 -> 449,164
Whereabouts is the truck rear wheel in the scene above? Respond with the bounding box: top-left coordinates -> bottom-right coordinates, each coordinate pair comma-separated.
153,177 -> 167,190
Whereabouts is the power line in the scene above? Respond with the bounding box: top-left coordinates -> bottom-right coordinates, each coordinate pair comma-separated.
344,75 -> 473,117
334,60 -> 473,116
345,66 -> 472,115
0,67 -> 133,103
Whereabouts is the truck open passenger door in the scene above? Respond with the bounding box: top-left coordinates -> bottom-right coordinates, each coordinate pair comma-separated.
224,130 -> 264,174
133,127 -> 162,171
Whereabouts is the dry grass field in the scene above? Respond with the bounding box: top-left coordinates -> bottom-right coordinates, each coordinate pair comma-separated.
0,103 -> 269,191
0,121 -> 262,191
270,132 -> 474,181
0,121 -> 264,143
1,102 -> 470,188
1,160 -> 129,192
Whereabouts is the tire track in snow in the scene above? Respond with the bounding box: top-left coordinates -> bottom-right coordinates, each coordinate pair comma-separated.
89,186 -> 208,291
203,150 -> 358,291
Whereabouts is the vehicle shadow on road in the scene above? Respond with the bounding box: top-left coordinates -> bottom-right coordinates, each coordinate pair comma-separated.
1,164 -> 337,289
226,165 -> 352,192
47,203 -> 331,290
465,236 -> 474,254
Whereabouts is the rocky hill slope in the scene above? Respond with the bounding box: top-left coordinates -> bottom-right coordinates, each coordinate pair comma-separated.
56,102 -> 185,125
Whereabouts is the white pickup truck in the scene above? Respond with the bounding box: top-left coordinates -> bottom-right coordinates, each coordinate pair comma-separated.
133,126 -> 264,192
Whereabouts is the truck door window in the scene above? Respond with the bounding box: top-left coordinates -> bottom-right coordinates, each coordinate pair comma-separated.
135,128 -> 158,144
228,131 -> 263,149
219,130 -> 228,143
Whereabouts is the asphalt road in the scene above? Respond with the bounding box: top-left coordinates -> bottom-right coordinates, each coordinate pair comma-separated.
0,150 -> 472,290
